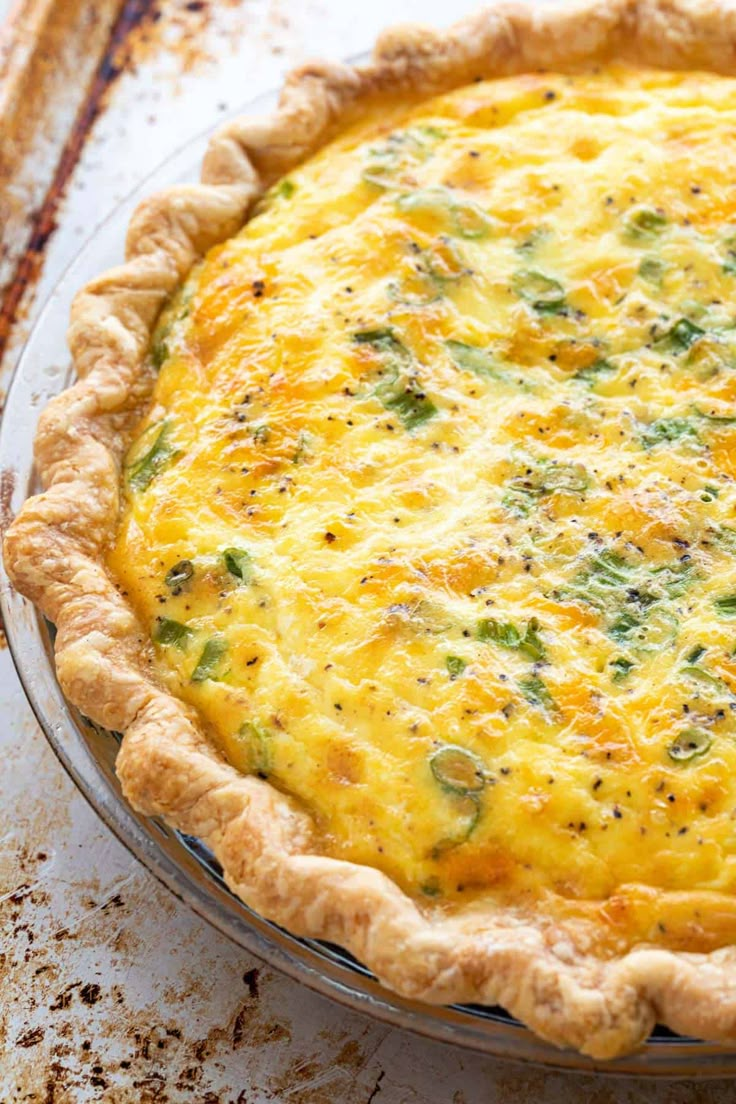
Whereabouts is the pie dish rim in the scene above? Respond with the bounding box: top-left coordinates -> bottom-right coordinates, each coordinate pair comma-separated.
7,0 -> 736,1058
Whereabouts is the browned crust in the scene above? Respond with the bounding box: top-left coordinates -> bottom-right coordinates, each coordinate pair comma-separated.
7,0 -> 736,1059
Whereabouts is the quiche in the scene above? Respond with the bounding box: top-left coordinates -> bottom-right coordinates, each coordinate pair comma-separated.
10,0 -> 736,1059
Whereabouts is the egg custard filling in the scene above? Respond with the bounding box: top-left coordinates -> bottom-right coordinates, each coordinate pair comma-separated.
110,65 -> 736,952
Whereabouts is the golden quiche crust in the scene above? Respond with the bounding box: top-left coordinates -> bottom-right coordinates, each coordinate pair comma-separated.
8,0 -> 736,1058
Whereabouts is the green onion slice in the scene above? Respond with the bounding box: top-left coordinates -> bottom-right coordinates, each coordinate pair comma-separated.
668,727 -> 712,762
222,548 -> 254,584
154,618 -> 191,649
430,745 -> 486,794
165,560 -> 194,591
445,655 -> 467,679
191,635 -> 228,682
236,721 -> 272,776
512,269 -> 566,314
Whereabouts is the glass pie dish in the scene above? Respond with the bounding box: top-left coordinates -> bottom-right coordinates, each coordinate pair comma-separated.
3,77 -> 736,1079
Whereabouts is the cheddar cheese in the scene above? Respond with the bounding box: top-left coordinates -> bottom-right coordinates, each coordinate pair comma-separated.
109,66 -> 736,948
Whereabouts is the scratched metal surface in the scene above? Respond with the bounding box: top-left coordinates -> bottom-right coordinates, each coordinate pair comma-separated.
4,2 -> 736,1100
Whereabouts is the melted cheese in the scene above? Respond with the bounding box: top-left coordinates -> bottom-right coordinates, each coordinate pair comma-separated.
109,66 -> 736,949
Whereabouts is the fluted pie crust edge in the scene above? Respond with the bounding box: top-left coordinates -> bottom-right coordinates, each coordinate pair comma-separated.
7,0 -> 736,1058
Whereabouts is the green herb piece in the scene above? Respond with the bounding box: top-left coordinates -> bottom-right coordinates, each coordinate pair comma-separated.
361,125 -> 446,189
513,269 -> 566,314
430,745 -> 486,794
649,561 -> 696,599
681,665 -> 726,690
561,550 -> 637,616
502,456 -> 589,515
445,340 -> 500,379
222,547 -> 253,584
126,419 -> 179,492
535,464 -> 588,495
610,656 -> 635,683
722,234 -> 736,274
446,655 -> 467,679
151,335 -> 170,371
375,372 -> 437,430
519,619 -> 546,661
292,432 -> 310,464
477,619 -> 521,648
718,525 -> 736,552
516,225 -> 550,254
639,417 -> 699,450
191,635 -> 228,682
639,256 -> 667,285
150,288 -> 191,370
387,240 -> 465,306
251,423 -> 271,444
501,481 -> 536,516
653,318 -> 705,355
396,185 -> 493,239
275,178 -> 295,199
154,618 -> 192,649
417,125 -> 445,140
624,206 -> 668,241
685,645 -> 706,664
668,727 -> 712,762
354,329 -> 437,430
693,407 -> 736,426
477,617 -> 546,661
420,878 -> 442,897
609,607 -> 678,651
584,551 -> 632,593
236,720 -> 271,776
715,594 -> 736,617
563,550 -> 690,652
430,794 -> 481,856
165,560 -> 194,591
258,177 -> 297,210
518,674 -> 555,711
573,358 -> 616,385
701,484 -> 720,501
608,611 -> 640,643
354,329 -> 408,359
362,162 -> 396,189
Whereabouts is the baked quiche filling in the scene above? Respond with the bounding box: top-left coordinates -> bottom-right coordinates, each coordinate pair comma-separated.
110,65 -> 736,951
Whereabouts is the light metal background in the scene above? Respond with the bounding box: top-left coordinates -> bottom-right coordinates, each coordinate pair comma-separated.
1,1 -> 735,1098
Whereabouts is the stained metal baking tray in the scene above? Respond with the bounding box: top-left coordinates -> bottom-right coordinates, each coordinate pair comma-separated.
2,78 -> 736,1079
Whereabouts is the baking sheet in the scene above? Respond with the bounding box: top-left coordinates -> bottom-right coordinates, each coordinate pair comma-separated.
3,0 -> 736,1096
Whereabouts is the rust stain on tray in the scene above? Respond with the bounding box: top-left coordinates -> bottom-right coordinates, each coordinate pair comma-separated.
106,0 -> 246,78
0,466 -> 17,534
0,0 -> 156,368
0,0 -> 247,372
